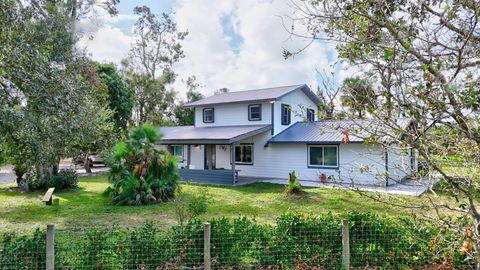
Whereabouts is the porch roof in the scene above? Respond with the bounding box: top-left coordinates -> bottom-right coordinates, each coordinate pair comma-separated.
158,125 -> 271,144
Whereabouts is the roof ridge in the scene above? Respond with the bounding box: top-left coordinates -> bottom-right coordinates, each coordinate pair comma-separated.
212,84 -> 305,95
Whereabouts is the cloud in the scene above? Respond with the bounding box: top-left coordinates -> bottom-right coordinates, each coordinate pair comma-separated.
172,0 -> 338,97
77,25 -> 133,65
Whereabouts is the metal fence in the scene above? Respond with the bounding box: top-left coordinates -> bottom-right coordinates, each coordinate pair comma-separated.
0,219 -> 468,270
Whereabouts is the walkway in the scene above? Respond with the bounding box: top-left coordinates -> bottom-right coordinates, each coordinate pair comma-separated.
236,176 -> 440,197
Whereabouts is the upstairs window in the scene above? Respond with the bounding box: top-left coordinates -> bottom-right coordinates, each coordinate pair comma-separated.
235,144 -> 253,165
203,108 -> 214,123
248,104 -> 262,121
308,145 -> 338,168
281,104 -> 291,125
307,109 -> 315,122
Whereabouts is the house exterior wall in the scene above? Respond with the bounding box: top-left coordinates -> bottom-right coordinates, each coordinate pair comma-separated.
273,90 -> 318,135
194,101 -> 272,127
193,89 -> 318,136
161,133 -> 412,186
233,131 -> 388,186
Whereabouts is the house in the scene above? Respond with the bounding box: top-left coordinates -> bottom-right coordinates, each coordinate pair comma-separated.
158,84 -> 417,186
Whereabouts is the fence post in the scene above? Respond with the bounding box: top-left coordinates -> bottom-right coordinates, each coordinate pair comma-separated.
342,219 -> 350,270
46,224 -> 55,270
204,222 -> 211,270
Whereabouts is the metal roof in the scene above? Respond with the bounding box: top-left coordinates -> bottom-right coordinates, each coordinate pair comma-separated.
158,125 -> 272,144
268,119 -> 411,144
184,84 -> 321,107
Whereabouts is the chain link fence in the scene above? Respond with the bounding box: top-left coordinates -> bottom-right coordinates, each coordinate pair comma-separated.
0,213 -> 470,269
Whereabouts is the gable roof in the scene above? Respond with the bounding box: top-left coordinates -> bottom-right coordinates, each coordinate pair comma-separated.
184,84 -> 320,108
268,119 -> 411,144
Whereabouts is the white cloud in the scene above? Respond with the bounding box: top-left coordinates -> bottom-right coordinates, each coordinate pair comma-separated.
172,0 -> 337,97
77,25 -> 133,64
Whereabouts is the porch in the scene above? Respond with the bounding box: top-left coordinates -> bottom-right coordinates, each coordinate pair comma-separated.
158,124 -> 271,185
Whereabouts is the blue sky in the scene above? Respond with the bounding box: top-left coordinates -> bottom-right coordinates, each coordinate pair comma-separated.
78,0 -> 345,98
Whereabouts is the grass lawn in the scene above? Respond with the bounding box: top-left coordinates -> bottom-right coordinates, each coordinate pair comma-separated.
0,175 -> 429,231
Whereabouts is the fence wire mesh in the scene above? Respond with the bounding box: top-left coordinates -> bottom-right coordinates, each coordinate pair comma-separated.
0,217 -> 470,270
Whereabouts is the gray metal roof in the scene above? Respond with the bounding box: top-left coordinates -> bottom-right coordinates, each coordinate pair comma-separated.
158,125 -> 271,144
184,84 -> 321,107
268,119 -> 411,144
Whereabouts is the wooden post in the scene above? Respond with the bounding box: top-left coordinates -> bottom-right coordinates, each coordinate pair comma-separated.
204,222 -> 211,270
342,219 -> 350,270
46,224 -> 55,270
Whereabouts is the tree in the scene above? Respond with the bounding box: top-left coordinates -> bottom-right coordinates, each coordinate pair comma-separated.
340,77 -> 376,118
122,6 -> 188,126
315,71 -> 341,120
96,63 -> 133,133
174,76 -> 204,125
214,88 -> 230,95
287,0 -> 480,264
0,0 -> 117,186
105,124 -> 180,205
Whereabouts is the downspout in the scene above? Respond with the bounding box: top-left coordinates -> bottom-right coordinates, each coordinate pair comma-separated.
270,101 -> 275,135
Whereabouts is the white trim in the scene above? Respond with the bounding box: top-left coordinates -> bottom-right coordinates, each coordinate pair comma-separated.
307,145 -> 339,168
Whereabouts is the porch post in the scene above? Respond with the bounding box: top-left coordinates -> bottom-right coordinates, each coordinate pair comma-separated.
187,145 -> 191,169
207,144 -> 213,170
231,143 -> 236,184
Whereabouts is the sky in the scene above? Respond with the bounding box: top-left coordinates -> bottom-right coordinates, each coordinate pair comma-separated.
77,0 -> 349,98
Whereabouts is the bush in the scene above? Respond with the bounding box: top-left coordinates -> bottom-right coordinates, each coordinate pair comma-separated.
46,168 -> 78,190
105,124 -> 180,205
174,188 -> 211,225
284,170 -> 304,195
0,229 -> 46,269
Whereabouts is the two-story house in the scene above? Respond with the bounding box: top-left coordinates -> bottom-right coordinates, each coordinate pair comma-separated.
158,84 -> 416,186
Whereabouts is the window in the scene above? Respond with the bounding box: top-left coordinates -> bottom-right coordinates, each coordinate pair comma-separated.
248,104 -> 262,121
203,108 -> 214,123
170,145 -> 184,162
307,109 -> 315,122
308,145 -> 338,168
234,144 -> 253,165
281,104 -> 291,125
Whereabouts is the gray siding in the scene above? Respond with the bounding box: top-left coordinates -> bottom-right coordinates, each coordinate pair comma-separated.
178,169 -> 234,185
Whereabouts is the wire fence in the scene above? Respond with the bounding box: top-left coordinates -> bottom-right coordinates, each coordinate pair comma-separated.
0,214 -> 470,270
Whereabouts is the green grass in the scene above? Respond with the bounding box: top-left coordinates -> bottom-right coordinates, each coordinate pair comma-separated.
0,175 -> 427,231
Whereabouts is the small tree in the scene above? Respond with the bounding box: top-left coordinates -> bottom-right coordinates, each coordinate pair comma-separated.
105,124 -> 179,205
340,77 -> 376,118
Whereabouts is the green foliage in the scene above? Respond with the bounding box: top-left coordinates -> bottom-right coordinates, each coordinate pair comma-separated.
105,124 -> 180,205
96,63 -> 133,132
46,169 -> 78,190
174,188 -> 211,224
284,170 -> 303,195
340,76 -> 376,118
6,212 -> 469,269
0,229 -> 46,269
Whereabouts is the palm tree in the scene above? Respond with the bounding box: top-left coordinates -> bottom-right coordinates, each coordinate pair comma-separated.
340,77 -> 376,118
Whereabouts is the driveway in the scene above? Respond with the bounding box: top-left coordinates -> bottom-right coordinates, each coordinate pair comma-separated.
0,165 -> 14,184
0,160 -> 109,185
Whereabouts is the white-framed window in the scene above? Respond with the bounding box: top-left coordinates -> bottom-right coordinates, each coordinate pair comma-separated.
307,108 -> 315,122
171,145 -> 184,162
308,145 -> 338,168
203,108 -> 214,123
248,104 -> 262,121
234,144 -> 253,165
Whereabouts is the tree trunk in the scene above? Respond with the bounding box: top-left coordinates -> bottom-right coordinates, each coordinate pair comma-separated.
84,151 -> 92,173
15,171 -> 24,187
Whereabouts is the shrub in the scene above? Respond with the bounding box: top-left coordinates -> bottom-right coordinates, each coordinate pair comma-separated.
46,168 -> 78,190
105,124 -> 180,205
0,229 -> 46,269
174,188 -> 211,225
284,170 -> 304,195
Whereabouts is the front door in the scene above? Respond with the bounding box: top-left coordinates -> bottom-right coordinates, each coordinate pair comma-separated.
204,145 -> 216,170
